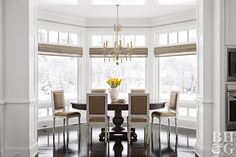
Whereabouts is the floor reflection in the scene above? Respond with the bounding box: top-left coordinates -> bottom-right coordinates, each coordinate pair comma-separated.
38,124 -> 196,157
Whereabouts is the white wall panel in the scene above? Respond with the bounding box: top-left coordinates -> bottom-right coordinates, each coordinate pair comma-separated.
3,0 -> 38,156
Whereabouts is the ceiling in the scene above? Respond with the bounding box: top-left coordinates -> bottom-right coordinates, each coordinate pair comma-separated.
38,0 -> 196,19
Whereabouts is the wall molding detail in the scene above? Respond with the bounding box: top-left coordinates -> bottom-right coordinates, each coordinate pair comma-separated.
0,100 -> 4,105
196,98 -> 214,104
4,141 -> 38,157
4,99 -> 37,105
195,141 -> 203,157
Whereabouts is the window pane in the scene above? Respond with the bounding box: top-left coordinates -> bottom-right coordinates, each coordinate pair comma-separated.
49,31 -> 58,43
103,35 -> 114,47
135,35 -> 145,47
38,29 -> 48,43
178,31 -> 188,43
92,35 -> 103,47
159,55 -> 197,101
59,32 -> 68,44
124,35 -> 135,47
91,58 -> 145,97
178,107 -> 188,117
69,33 -> 78,45
38,55 -> 77,101
189,29 -> 197,42
169,32 -> 177,44
159,33 -> 168,45
38,108 -> 48,117
189,108 -> 197,118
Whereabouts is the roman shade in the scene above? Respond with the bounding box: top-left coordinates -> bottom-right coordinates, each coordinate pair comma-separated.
38,43 -> 83,57
89,48 -> 148,58
154,43 -> 196,57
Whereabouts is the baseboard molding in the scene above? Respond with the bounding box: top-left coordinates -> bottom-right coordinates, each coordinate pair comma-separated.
4,142 -> 38,157
195,141 -> 203,157
0,148 -> 4,157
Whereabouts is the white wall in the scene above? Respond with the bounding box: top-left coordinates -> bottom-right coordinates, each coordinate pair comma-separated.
0,0 -> 4,156
3,0 -> 38,156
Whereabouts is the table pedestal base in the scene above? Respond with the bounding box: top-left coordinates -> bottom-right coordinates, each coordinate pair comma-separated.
99,128 -> 137,142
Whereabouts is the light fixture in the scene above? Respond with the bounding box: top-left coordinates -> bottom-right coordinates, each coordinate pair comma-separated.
103,5 -> 133,65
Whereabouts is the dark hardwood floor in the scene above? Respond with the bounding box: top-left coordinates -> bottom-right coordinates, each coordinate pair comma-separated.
38,124 -> 197,157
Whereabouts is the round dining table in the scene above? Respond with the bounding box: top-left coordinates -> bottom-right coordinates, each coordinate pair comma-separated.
71,100 -> 165,142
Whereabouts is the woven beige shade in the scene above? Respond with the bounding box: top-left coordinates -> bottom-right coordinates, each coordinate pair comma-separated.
89,48 -> 148,58
38,43 -> 83,57
154,43 -> 196,57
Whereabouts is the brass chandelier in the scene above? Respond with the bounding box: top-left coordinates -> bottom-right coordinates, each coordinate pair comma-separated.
103,5 -> 133,65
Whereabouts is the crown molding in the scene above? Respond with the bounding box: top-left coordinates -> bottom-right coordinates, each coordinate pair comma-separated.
37,9 -> 196,28
38,10 -> 87,27
150,10 -> 196,27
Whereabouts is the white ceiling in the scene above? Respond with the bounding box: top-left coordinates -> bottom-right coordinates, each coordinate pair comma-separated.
38,0 -> 196,19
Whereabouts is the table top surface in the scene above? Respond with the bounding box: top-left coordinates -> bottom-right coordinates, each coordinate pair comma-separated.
71,99 -> 166,110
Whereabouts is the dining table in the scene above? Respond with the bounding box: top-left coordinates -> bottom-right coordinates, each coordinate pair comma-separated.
71,99 -> 165,142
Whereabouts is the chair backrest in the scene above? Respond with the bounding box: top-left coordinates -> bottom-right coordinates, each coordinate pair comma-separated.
168,91 -> 180,111
51,90 -> 65,115
91,89 -> 106,93
87,93 -> 108,123
128,93 -> 149,120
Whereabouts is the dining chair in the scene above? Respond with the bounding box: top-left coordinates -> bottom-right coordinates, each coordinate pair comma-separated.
151,91 -> 180,137
87,93 -> 110,144
127,93 -> 150,144
51,90 -> 81,139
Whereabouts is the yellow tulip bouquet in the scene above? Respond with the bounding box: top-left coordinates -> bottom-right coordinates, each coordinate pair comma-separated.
106,78 -> 122,88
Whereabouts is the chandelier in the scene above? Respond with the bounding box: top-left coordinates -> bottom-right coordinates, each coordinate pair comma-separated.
103,5 -> 133,65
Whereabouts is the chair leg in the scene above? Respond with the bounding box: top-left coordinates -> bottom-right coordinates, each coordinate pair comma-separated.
108,118 -> 110,141
90,127 -> 93,144
78,117 -> 81,136
168,118 -> 170,142
105,126 -> 107,143
159,117 -> 161,137
66,118 -> 69,145
127,117 -> 131,144
175,118 -> 178,135
144,127 -> 146,144
53,118 -> 56,134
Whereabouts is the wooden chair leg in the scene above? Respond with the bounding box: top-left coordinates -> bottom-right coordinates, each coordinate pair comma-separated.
168,118 -> 170,142
78,117 -> 81,136
175,118 -> 178,135
159,117 -> 161,137
53,117 -> 56,134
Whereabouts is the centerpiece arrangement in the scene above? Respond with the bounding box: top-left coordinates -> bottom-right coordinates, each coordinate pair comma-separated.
106,78 -> 122,101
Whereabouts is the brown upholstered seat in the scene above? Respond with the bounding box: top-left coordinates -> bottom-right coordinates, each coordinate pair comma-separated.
151,109 -> 176,117
55,111 -> 80,117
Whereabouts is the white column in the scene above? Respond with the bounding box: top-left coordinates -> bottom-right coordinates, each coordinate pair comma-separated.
195,0 -> 224,156
3,0 -> 38,156
0,0 -> 4,156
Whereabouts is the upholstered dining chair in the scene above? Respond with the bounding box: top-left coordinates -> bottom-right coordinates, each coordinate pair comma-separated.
151,91 -> 180,137
127,93 -> 150,144
51,90 -> 81,138
87,93 -> 110,144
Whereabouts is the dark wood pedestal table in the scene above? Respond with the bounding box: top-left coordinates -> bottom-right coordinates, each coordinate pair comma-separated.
71,100 -> 165,142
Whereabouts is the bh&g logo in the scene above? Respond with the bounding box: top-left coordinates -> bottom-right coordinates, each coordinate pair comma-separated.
212,131 -> 236,155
